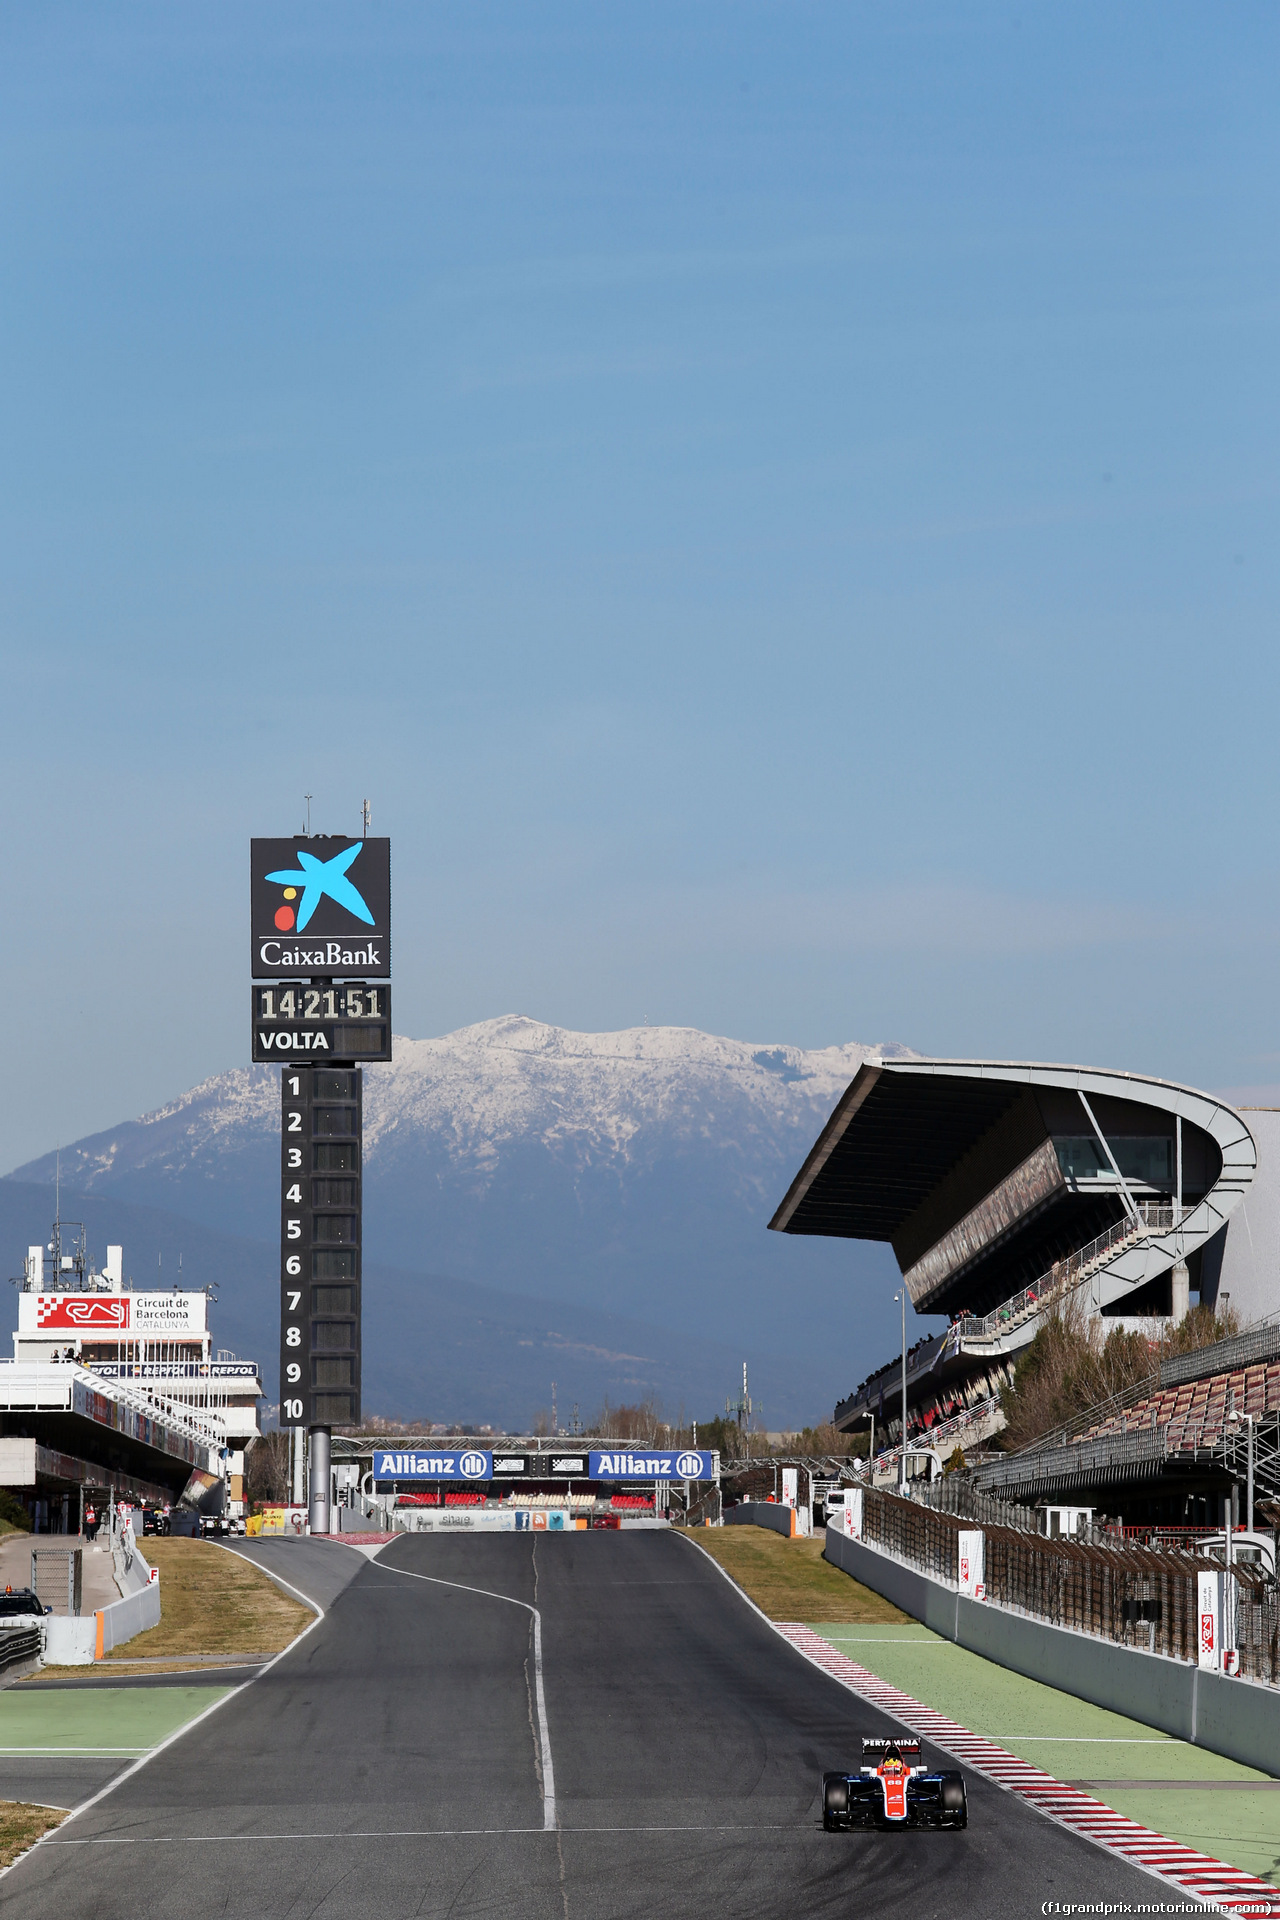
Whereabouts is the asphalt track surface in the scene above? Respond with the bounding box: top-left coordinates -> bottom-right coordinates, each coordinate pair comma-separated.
1,1531 -> 1168,1918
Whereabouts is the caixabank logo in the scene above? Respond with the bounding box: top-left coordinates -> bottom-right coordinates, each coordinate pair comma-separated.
251,837 -> 391,978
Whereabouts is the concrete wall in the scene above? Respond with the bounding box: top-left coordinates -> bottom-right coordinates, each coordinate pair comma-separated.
334,1504 -> 388,1533
0,1437 -> 35,1486
98,1580 -> 161,1654
1216,1107 -> 1280,1324
41,1545 -> 161,1665
725,1501 -> 794,1539
824,1523 -> 1280,1775
44,1615 -> 97,1663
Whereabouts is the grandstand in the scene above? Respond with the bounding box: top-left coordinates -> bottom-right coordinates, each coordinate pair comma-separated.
770,1058 -> 1276,1482
972,1317 -> 1280,1524
0,1359 -> 227,1526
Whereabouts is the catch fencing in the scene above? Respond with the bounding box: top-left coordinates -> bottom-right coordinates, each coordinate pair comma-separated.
860,1487 -> 1280,1685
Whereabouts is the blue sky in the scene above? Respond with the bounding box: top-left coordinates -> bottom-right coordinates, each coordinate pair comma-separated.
1,3 -> 1277,1175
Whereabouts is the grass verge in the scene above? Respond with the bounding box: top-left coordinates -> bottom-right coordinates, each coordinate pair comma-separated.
0,1802 -> 65,1869
686,1525 -> 909,1623
96,1539 -> 312,1664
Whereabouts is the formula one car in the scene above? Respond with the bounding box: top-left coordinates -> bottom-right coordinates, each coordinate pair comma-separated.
822,1739 -> 967,1830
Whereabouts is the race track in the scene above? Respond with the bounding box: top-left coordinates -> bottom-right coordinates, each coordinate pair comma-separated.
1,1530 -> 1165,1918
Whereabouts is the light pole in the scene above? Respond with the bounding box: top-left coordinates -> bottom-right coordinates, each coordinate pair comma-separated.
1230,1408 -> 1255,1533
1247,1413 -> 1255,1535
865,1410 -> 875,1479
895,1287 -> 907,1489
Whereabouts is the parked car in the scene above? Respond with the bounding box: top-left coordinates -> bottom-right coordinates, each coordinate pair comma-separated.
0,1588 -> 50,1630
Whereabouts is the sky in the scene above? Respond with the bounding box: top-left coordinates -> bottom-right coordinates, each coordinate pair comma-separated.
1,3 -> 1278,1178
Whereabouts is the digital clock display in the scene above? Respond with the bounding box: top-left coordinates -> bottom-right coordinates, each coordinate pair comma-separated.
251,981 -> 391,1063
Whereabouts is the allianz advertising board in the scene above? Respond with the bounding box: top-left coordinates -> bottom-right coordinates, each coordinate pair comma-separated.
374,1450 -> 493,1481
373,1448 -> 718,1481
590,1449 -> 716,1481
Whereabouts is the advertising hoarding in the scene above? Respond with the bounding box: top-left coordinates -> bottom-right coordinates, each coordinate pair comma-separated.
958,1529 -> 985,1599
251,837 -> 391,979
374,1449 -> 493,1480
589,1449 -> 717,1481
20,1293 -> 208,1335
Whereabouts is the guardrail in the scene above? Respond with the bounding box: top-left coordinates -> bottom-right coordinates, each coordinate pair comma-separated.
972,1426 -> 1169,1497
1159,1316 -> 1280,1388
0,1629 -> 42,1676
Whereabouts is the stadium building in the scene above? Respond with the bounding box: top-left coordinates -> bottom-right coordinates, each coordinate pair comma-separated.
0,1220 -> 262,1530
769,1059 -> 1280,1501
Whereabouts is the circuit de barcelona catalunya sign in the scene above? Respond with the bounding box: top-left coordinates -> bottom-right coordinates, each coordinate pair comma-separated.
590,1450 -> 717,1481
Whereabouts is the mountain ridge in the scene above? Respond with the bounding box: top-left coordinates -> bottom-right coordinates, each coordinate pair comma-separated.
7,1017 -> 922,1409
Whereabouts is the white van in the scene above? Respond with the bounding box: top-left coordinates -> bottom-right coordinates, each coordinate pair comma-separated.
1201,1531 -> 1275,1577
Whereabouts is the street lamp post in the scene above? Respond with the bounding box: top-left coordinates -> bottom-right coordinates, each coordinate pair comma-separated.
1246,1413 -> 1255,1534
895,1288 -> 907,1489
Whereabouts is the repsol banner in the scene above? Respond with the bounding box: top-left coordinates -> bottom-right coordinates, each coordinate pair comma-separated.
374,1449 -> 492,1480
589,1449 -> 717,1482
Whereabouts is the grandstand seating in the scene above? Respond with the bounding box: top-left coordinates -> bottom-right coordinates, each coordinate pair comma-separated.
611,1493 -> 655,1511
443,1490 -> 485,1507
1074,1359 -> 1280,1455
397,1490 -> 441,1507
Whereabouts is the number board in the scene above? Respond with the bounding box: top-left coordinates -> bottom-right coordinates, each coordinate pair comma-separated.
279,1065 -> 362,1430
252,982 -> 391,1063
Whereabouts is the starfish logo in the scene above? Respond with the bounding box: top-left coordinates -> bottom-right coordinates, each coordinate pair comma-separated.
265,843 -> 376,934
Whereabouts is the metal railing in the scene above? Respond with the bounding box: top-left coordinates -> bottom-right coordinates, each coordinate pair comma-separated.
870,1396 -> 1005,1479
972,1426 -> 1170,1497
71,1362 -> 226,1457
856,1487 -> 1280,1684
915,1476 -> 1042,1534
954,1204 -> 1177,1348
1159,1315 -> 1280,1389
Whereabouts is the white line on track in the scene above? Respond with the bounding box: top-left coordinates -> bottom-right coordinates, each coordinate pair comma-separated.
370,1550 -> 558,1832
43,1824 -> 792,1845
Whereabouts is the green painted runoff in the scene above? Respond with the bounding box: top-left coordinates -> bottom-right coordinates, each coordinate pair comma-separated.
814,1621 -> 1280,1886
0,1686 -> 229,1754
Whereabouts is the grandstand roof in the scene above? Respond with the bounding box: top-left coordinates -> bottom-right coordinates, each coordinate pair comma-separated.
769,1059 -> 1256,1319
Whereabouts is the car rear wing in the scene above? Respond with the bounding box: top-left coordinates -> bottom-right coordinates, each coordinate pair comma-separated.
861,1738 -> 922,1761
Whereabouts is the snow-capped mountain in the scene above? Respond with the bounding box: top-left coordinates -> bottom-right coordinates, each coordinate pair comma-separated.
7,1018 -> 915,1391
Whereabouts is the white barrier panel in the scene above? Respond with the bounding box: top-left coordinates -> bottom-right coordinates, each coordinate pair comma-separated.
43,1616 -> 96,1664
781,1469 -> 798,1509
842,1490 -> 863,1541
958,1529 -> 985,1599
400,1510 -> 519,1532
99,1581 -> 161,1654
1198,1570 -> 1221,1671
